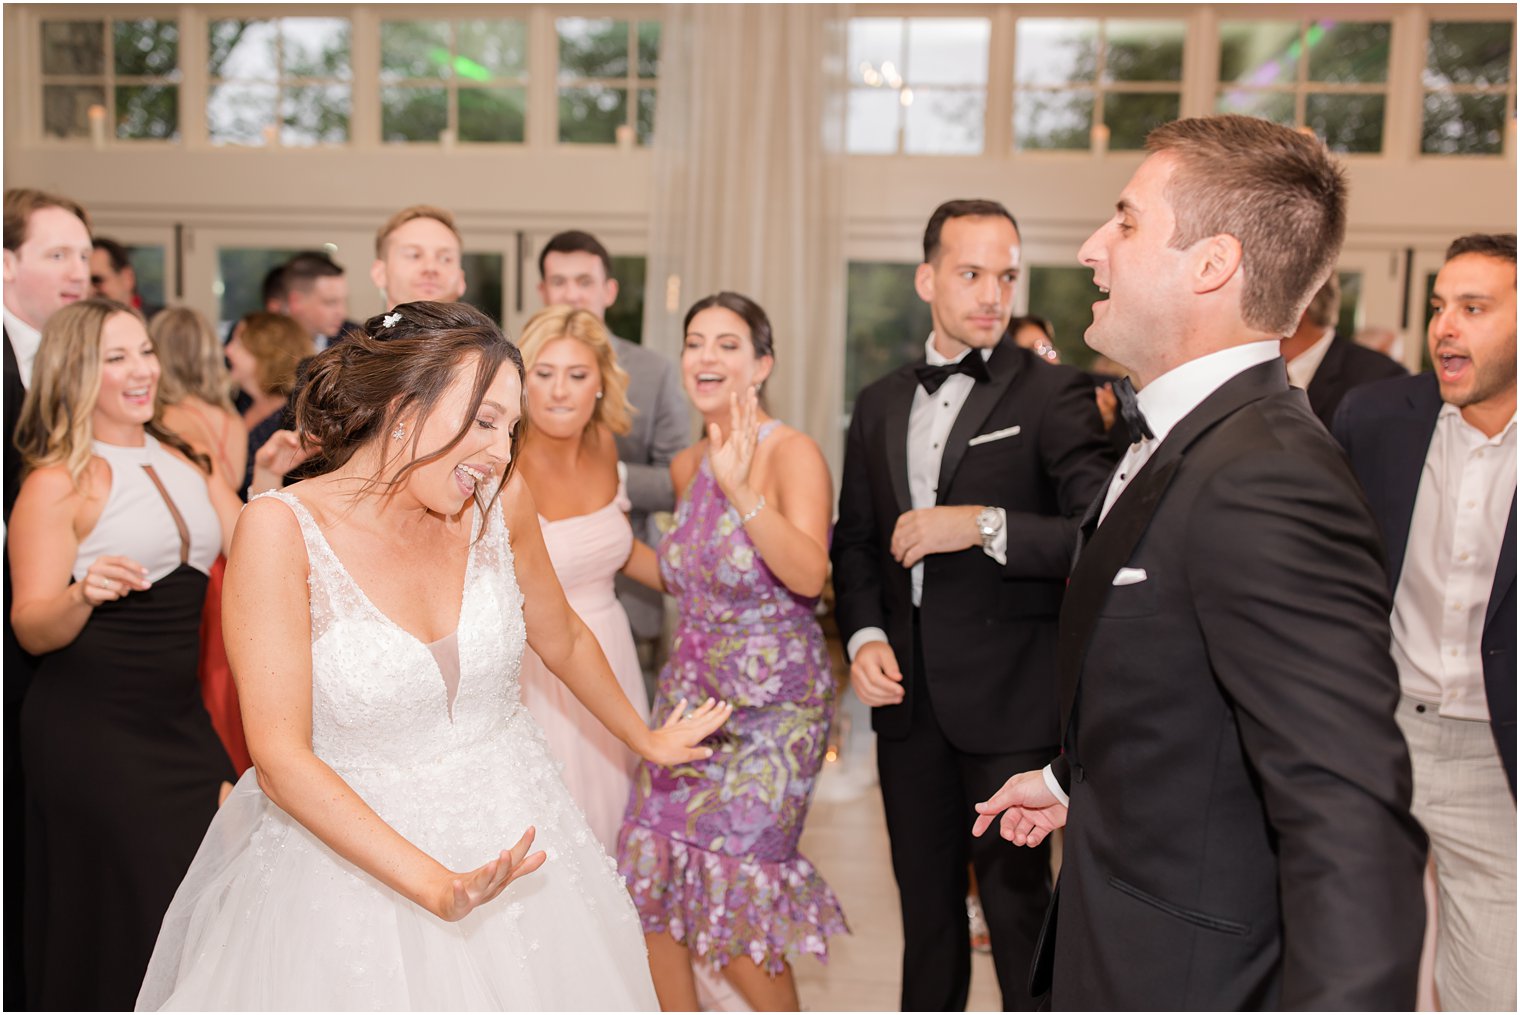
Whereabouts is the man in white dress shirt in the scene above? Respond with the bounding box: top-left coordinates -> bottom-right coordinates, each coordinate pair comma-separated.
1334,232 -> 1517,1011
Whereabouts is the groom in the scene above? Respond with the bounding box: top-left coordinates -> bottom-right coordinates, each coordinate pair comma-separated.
974,116 -> 1426,1009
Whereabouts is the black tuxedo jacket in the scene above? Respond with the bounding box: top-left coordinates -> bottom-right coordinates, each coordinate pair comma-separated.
4,327 -> 35,703
1043,359 -> 1425,1009
832,339 -> 1114,754
1333,372 -> 1517,795
1303,334 -> 1407,427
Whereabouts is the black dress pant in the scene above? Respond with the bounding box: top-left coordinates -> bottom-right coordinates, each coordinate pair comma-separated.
876,613 -> 1053,1012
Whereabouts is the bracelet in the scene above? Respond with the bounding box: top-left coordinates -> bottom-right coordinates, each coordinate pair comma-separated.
737,495 -> 766,525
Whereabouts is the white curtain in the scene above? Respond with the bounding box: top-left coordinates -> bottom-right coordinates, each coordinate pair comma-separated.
643,3 -> 849,474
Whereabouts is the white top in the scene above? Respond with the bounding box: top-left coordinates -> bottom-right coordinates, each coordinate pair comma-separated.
1098,341 -> 1283,525
1285,328 -> 1336,390
846,333 -> 1006,662
72,434 -> 221,583
3,307 -> 41,388
1390,404 -> 1517,721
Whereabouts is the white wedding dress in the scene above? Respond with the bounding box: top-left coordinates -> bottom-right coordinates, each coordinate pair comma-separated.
137,491 -> 659,1010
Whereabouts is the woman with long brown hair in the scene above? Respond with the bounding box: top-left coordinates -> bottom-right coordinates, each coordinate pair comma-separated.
9,298 -> 240,1010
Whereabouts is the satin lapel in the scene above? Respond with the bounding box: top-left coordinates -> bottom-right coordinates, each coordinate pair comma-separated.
1486,495 -> 1516,632
883,368 -> 917,517
1069,469 -> 1113,569
1057,358 -> 1291,732
936,339 -> 1023,502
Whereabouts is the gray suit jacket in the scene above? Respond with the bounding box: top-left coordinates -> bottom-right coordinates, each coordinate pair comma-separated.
610,335 -> 688,639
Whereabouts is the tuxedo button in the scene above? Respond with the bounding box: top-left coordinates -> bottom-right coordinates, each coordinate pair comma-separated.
1415,704 -> 1427,713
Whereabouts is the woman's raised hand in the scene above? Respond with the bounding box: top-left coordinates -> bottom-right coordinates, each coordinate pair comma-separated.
640,696 -> 734,765
75,554 -> 151,606
707,386 -> 760,505
432,826 -> 546,922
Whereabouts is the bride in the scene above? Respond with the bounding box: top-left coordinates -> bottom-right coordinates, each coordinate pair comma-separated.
137,302 -> 729,1010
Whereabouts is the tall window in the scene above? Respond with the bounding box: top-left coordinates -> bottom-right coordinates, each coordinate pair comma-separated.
556,18 -> 660,145
1422,20 -> 1514,155
380,19 -> 528,144
208,18 -> 351,146
847,17 -> 990,155
1216,19 -> 1391,154
1014,18 -> 1185,152
40,18 -> 180,141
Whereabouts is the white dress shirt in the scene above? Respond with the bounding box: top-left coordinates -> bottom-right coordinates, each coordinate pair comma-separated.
1390,404 -> 1517,721
1284,328 -> 1335,390
846,334 -> 1005,662
3,307 -> 42,388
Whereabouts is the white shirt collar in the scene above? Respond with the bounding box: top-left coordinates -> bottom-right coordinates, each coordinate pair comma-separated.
3,307 -> 42,387
1135,340 -> 1283,445
1438,400 -> 1518,445
924,333 -> 993,367
1284,328 -> 1336,389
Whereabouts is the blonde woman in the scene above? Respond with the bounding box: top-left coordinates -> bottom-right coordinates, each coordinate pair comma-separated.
8,299 -> 240,1011
225,311 -> 313,495
514,305 -> 653,854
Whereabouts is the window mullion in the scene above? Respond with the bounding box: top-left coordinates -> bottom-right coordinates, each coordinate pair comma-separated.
180,4 -> 209,147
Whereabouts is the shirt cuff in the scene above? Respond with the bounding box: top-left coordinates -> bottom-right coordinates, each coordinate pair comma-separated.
846,627 -> 888,662
1042,764 -> 1070,808
981,507 -> 1007,567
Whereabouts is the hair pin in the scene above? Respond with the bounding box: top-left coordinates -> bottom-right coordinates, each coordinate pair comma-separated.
382,313 -> 402,328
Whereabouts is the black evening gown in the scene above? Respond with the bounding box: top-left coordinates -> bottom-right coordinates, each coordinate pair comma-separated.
21,564 -> 233,1011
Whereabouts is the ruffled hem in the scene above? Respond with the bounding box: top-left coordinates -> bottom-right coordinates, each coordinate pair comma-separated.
616,823 -> 849,975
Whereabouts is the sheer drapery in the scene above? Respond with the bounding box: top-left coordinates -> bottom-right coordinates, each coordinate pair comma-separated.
644,4 -> 849,473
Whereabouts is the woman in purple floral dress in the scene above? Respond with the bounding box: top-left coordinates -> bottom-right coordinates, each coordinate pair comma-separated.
619,293 -> 847,1010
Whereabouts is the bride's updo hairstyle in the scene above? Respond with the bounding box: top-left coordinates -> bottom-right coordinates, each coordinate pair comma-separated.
295,300 -> 525,508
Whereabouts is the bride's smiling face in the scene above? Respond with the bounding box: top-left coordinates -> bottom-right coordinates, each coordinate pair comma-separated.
396,355 -> 523,515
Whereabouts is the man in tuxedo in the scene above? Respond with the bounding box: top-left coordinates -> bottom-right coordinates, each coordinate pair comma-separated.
266,250 -> 356,350
973,116 -> 1426,1009
2,186 -> 93,1011
370,204 -> 467,311
1333,232 -> 1516,1011
832,199 -> 1113,1010
1282,272 -> 1406,426
537,231 -> 686,655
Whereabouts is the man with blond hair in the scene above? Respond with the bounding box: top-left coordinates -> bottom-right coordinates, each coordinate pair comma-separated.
974,116 -> 1425,1008
370,204 -> 466,310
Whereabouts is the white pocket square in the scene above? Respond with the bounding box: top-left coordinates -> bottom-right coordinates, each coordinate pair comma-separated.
1112,567 -> 1148,586
968,425 -> 1021,446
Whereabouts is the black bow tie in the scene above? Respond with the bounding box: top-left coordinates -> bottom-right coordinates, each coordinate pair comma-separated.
1112,376 -> 1155,444
914,354 -> 990,394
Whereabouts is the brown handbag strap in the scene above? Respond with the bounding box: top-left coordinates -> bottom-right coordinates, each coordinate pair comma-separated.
140,464 -> 190,564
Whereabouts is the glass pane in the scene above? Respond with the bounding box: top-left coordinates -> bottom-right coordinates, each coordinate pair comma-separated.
381,21 -> 450,82
1219,21 -> 1300,86
128,245 -> 167,311
1215,88 -> 1296,127
904,88 -> 984,155
460,252 -> 504,324
283,18 -> 350,80
1336,270 -> 1362,340
42,20 -> 104,75
637,21 -> 661,78
115,19 -> 178,78
558,18 -> 629,81
218,247 -> 302,329
1105,20 -> 1184,83
1308,21 -> 1389,84
458,87 -> 526,143
1014,89 -> 1094,150
1104,91 -> 1180,150
1027,265 -> 1100,370
606,254 -> 647,345
559,85 -> 627,143
208,82 -> 277,144
457,20 -> 527,81
906,19 -> 989,86
115,85 -> 178,140
1422,92 -> 1508,155
381,86 -> 447,142
1016,19 -> 1098,86
636,87 -> 657,145
848,18 -> 904,86
42,84 -> 105,139
1426,21 -> 1513,88
209,20 -> 278,80
845,261 -> 933,415
1306,92 -> 1385,153
847,87 -> 900,154
282,84 -> 349,145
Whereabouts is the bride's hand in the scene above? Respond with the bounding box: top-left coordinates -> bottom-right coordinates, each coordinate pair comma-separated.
432,826 -> 546,922
638,697 -> 734,766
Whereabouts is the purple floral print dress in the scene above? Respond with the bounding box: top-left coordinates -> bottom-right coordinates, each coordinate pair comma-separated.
617,421 -> 848,974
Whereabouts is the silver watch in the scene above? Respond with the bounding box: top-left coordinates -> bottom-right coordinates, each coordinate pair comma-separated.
975,506 -> 1003,550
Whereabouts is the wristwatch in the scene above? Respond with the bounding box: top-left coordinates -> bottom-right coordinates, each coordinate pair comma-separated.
975,506 -> 1004,551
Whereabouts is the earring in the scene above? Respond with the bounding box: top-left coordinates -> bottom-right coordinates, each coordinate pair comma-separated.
596,390 -> 604,400
391,422 -> 406,441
